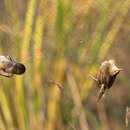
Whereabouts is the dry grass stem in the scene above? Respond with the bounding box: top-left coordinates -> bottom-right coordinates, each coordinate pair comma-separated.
126,107 -> 130,128
67,70 -> 89,130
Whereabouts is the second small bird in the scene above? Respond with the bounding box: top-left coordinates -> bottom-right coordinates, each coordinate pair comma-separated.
90,60 -> 123,102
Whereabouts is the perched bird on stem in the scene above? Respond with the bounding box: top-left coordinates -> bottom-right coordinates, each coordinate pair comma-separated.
89,60 -> 123,102
0,55 -> 26,77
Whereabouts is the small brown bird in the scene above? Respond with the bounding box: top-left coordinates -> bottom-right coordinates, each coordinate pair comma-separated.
89,60 -> 123,102
0,56 -> 26,77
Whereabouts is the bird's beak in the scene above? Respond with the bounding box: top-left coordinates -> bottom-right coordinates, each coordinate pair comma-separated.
114,68 -> 123,75
112,67 -> 123,75
118,68 -> 123,71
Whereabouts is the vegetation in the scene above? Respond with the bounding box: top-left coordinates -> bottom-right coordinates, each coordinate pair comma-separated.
0,0 -> 129,130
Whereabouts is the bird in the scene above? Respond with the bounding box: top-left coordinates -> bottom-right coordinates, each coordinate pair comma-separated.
89,60 -> 123,102
0,55 -> 26,77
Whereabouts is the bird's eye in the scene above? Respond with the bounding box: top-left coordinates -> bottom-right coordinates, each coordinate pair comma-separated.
114,70 -> 117,73
113,70 -> 120,75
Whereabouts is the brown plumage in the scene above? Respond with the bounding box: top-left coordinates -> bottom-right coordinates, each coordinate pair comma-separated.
0,56 -> 26,77
89,60 -> 123,102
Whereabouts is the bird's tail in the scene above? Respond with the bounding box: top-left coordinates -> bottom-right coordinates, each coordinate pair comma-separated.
96,84 -> 106,102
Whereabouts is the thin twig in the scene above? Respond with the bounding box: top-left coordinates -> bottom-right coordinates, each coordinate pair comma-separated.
47,79 -> 64,91
88,74 -> 98,83
126,106 -> 130,128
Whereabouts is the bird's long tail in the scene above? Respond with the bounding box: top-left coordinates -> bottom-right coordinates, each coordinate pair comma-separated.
96,84 -> 106,102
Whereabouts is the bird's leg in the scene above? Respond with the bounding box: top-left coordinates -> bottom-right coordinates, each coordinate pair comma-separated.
88,74 -> 98,83
96,84 -> 106,102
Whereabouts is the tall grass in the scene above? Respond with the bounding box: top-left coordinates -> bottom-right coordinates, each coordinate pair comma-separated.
80,0 -> 130,100
0,0 -> 129,130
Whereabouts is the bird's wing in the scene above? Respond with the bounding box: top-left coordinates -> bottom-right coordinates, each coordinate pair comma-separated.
97,69 -> 107,85
107,75 -> 116,89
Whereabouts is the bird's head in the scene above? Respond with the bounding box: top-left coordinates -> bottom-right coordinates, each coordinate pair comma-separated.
108,60 -> 123,76
12,63 -> 26,74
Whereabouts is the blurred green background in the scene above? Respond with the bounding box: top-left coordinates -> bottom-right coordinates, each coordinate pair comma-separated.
0,0 -> 130,130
